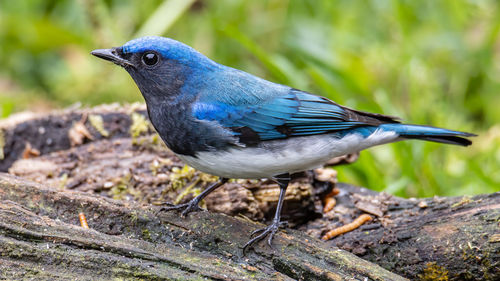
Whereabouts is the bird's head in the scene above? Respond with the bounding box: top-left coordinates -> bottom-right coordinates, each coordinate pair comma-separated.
91,36 -> 218,102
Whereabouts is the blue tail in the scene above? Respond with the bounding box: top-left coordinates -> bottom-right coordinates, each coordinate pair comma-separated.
379,124 -> 476,146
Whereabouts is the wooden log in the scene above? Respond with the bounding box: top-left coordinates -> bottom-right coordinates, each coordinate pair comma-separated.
319,184 -> 500,281
1,105 -> 498,280
0,173 -> 406,280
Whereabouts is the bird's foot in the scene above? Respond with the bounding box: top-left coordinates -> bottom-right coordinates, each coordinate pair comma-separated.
160,200 -> 203,217
242,220 -> 288,253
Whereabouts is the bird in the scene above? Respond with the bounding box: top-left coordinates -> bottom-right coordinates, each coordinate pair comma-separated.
91,36 -> 475,252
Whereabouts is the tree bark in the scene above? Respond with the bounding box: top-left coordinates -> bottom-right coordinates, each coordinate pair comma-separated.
315,183 -> 500,281
1,105 -> 498,280
0,173 -> 406,281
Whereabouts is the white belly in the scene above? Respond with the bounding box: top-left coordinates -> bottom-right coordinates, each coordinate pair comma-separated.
177,130 -> 398,179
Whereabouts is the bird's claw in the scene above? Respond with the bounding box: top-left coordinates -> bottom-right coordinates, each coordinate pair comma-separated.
243,220 -> 287,253
250,220 -> 287,237
160,200 -> 203,217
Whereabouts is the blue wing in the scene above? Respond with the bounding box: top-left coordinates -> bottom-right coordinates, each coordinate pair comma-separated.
193,86 -> 400,145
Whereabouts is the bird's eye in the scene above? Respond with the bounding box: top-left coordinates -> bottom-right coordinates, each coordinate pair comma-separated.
142,52 -> 159,66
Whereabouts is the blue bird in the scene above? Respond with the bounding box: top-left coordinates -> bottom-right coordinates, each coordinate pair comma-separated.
91,36 -> 475,251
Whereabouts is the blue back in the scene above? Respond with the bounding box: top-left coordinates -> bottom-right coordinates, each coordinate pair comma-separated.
191,67 -> 381,143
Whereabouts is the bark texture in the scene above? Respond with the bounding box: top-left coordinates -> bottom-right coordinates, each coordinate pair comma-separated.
314,184 -> 500,281
0,173 -> 405,281
1,105 -> 498,280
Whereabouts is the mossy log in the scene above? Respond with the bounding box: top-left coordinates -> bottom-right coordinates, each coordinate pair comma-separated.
0,105 -> 498,280
0,173 -> 406,280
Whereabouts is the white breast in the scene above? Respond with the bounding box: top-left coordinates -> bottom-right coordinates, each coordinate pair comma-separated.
177,130 -> 399,179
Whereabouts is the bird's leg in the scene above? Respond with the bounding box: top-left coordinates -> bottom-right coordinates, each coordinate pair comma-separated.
161,178 -> 228,217
242,173 -> 290,253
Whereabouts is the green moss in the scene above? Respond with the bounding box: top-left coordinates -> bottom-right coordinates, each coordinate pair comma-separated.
88,114 -> 109,137
151,134 -> 160,145
169,165 -> 196,190
130,210 -> 139,223
129,112 -> 152,145
58,173 -> 68,190
417,262 -> 449,281
142,228 -> 151,241
174,178 -> 200,204
168,166 -> 219,204
451,196 -> 472,208
108,173 -> 142,200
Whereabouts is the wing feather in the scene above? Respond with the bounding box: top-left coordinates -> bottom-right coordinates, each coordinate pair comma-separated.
193,88 -> 400,145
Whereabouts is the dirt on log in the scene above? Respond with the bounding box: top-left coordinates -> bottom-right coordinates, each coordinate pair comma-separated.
0,105 -> 499,280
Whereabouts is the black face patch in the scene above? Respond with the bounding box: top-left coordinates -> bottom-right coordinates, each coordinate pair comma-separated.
116,47 -> 132,61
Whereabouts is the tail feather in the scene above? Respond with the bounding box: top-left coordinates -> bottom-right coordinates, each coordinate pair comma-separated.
403,135 -> 473,146
379,124 -> 476,147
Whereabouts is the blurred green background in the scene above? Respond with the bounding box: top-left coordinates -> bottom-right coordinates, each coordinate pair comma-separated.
1,0 -> 499,197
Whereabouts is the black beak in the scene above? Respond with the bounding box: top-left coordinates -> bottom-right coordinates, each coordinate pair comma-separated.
91,48 -> 133,67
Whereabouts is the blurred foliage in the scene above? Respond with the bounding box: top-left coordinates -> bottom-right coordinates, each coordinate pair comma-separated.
0,0 -> 499,197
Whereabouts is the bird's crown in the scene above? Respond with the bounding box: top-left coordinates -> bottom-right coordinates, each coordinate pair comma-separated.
121,36 -> 210,64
